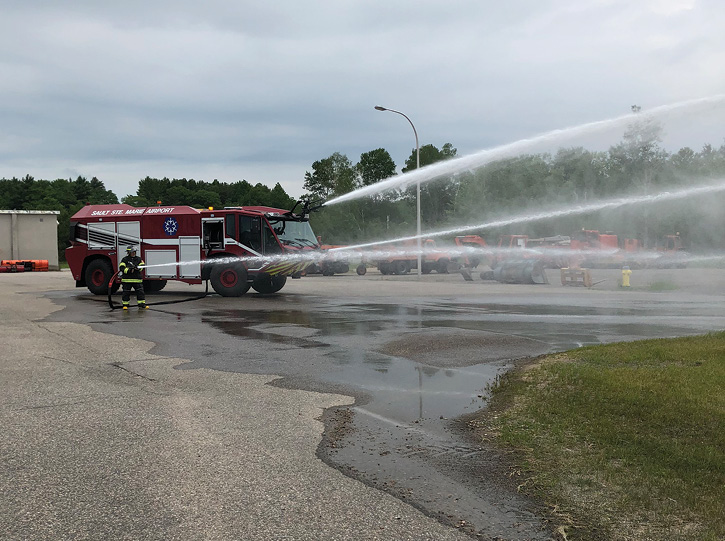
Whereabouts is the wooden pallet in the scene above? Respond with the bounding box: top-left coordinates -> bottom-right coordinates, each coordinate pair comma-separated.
560,268 -> 592,287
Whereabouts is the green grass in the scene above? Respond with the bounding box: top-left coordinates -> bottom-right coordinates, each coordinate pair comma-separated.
476,333 -> 725,540
646,280 -> 679,291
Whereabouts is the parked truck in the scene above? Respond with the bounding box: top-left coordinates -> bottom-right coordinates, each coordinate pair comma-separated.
453,235 -> 489,269
304,237 -> 351,276
375,239 -> 457,275
66,202 -> 319,297
653,233 -> 688,268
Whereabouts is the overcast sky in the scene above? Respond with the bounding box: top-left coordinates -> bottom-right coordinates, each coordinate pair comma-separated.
2,0 -> 725,200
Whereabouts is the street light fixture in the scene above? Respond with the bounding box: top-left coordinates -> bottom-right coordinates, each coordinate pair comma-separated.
374,105 -> 422,277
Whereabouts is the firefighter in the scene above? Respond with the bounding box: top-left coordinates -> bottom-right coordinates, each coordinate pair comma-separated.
119,246 -> 147,309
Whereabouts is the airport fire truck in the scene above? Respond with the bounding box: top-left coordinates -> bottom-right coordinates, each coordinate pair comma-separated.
65,202 -> 319,297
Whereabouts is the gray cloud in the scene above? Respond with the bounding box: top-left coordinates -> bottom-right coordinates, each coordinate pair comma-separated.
1,0 -> 724,199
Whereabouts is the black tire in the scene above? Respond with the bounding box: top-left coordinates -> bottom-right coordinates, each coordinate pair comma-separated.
436,259 -> 450,274
210,263 -> 250,297
356,264 -> 367,276
378,263 -> 391,275
252,274 -> 287,294
143,279 -> 167,293
333,262 -> 350,274
85,259 -> 114,295
393,260 -> 409,275
421,262 -> 433,274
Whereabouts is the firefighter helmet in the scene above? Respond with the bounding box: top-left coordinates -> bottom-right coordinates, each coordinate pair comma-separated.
126,245 -> 137,254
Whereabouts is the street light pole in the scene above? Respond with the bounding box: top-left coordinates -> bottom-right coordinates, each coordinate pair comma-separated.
374,105 -> 422,277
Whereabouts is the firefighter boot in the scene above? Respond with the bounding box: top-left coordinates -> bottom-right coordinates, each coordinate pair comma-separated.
138,301 -> 148,310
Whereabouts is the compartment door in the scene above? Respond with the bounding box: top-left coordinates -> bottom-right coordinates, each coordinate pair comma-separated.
87,222 -> 116,249
145,250 -> 177,278
179,236 -> 201,278
117,221 -> 141,248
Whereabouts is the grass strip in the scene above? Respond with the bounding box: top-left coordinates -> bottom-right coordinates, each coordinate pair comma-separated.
473,332 -> 725,540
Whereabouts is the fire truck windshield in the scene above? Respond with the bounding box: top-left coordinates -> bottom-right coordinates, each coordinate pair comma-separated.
268,218 -> 318,248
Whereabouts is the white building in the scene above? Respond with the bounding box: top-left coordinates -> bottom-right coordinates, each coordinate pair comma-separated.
0,210 -> 61,270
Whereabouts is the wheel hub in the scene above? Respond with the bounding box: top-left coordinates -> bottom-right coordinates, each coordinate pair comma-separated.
220,269 -> 238,287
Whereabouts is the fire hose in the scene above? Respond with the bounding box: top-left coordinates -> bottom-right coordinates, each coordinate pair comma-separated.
107,269 -> 210,311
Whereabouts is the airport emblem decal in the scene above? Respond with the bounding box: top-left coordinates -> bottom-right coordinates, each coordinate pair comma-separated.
163,217 -> 178,236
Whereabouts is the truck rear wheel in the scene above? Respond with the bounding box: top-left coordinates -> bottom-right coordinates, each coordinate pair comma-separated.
252,274 -> 287,294
393,260 -> 409,275
143,279 -> 167,293
85,259 -> 114,295
333,262 -> 350,274
210,263 -> 250,297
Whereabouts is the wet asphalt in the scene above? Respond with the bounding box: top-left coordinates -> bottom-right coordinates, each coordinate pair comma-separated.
32,267 -> 725,539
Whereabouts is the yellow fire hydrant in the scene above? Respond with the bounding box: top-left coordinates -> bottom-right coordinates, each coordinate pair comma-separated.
621,266 -> 632,288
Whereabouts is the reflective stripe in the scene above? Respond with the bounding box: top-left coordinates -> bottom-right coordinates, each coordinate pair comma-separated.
122,279 -> 143,283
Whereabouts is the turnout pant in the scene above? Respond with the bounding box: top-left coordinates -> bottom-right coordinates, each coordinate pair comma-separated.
121,282 -> 146,306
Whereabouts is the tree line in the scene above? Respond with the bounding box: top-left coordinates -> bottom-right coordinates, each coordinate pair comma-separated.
0,175 -> 119,260
120,177 -> 295,210
305,118 -> 725,252
0,175 -> 296,261
3,115 -> 725,262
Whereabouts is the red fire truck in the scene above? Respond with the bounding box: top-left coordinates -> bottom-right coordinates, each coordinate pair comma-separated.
66,202 -> 319,297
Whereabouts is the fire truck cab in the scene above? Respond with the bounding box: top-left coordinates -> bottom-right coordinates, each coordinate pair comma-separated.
66,203 -> 318,297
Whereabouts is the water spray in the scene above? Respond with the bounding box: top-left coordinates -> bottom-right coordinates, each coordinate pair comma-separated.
132,243 -> 721,281
128,177 -> 725,284
325,94 -> 725,206
331,179 -> 725,252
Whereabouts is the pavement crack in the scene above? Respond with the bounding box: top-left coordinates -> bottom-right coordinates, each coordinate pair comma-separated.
41,354 -> 79,366
34,321 -> 109,356
14,396 -> 113,411
110,362 -> 157,381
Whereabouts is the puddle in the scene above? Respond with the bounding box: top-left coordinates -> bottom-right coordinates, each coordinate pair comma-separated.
194,299 -> 725,437
320,351 -> 500,423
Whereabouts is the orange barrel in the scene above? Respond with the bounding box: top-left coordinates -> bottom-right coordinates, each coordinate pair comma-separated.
1,260 -> 32,270
1,260 -> 49,271
0,264 -> 26,273
32,260 -> 49,271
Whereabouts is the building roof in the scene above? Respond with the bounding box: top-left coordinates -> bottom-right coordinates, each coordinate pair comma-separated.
0,209 -> 60,215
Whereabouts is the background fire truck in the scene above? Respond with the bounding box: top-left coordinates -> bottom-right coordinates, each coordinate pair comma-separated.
372,238 -> 458,275
66,203 -> 319,297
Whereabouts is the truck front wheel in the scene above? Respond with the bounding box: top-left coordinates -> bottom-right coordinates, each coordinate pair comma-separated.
85,259 -> 114,295
210,263 -> 250,297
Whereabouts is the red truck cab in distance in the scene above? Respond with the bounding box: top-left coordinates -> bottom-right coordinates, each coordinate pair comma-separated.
66,203 -> 319,297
